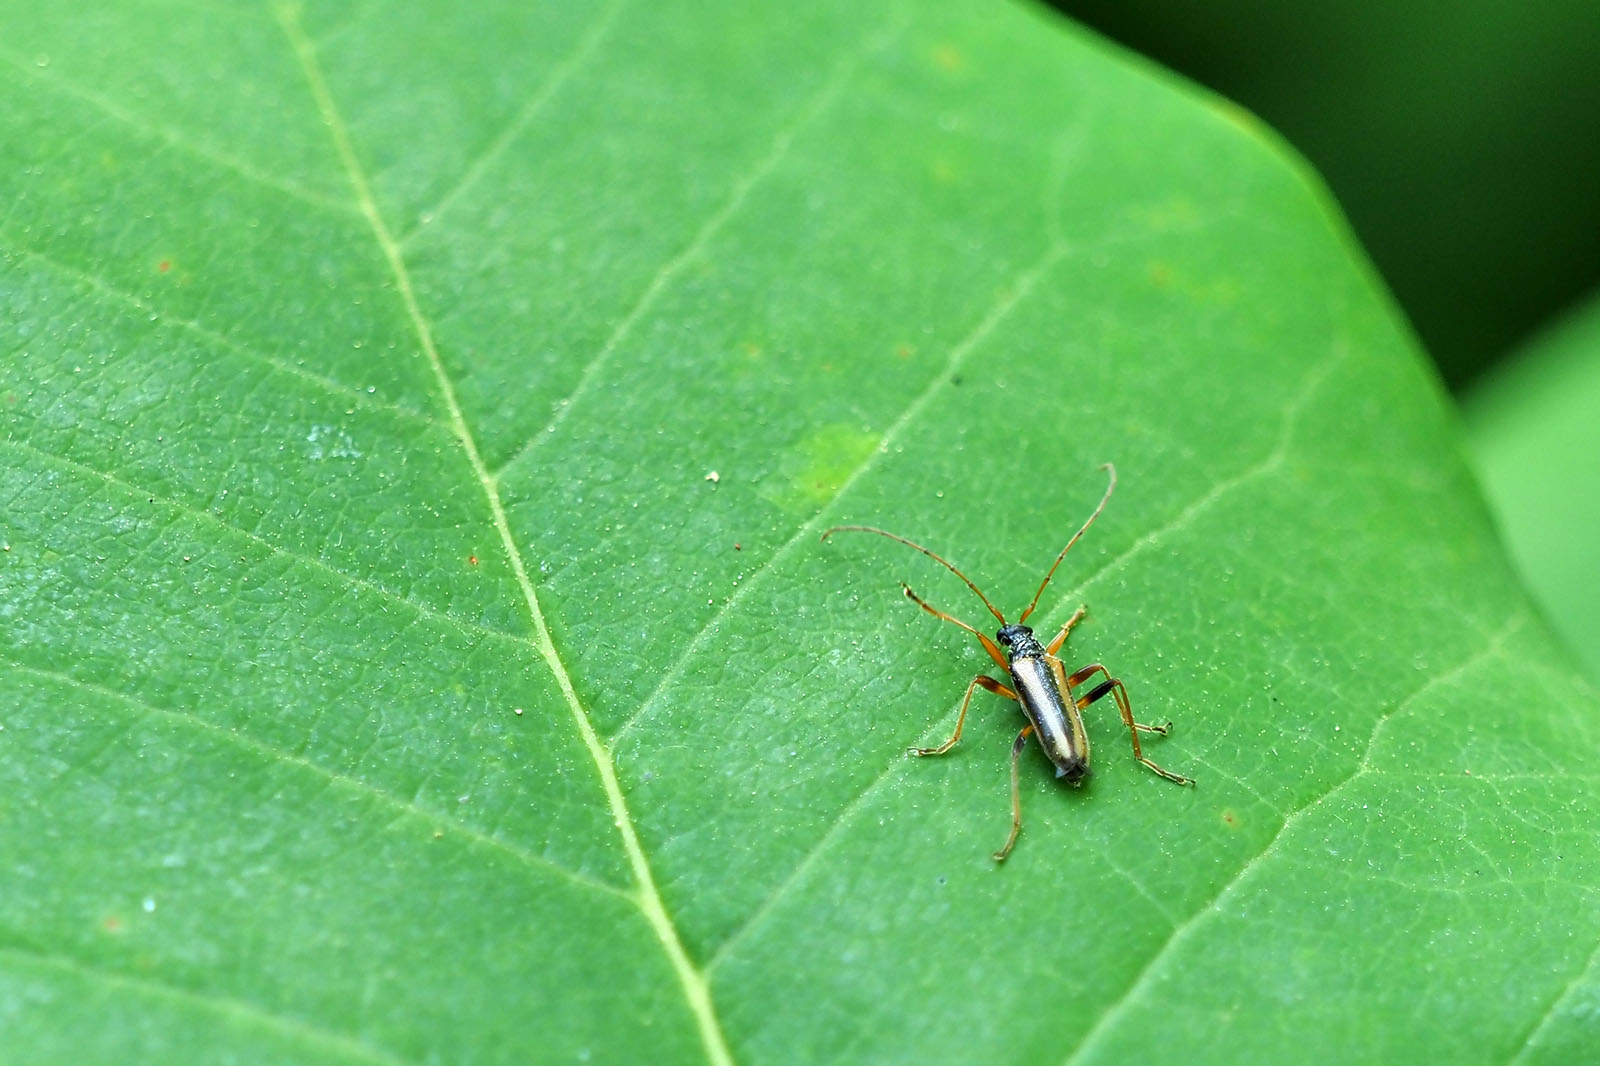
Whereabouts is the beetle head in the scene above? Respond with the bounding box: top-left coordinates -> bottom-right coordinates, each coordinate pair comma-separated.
996,623 -> 1040,655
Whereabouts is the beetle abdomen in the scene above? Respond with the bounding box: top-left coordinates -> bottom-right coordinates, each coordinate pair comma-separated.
1009,655 -> 1091,780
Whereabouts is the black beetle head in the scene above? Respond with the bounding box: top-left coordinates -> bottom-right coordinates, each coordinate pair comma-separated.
996,623 -> 1036,650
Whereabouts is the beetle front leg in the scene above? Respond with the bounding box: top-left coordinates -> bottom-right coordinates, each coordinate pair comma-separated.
910,674 -> 1017,757
1043,605 -> 1089,656
900,583 -> 1011,670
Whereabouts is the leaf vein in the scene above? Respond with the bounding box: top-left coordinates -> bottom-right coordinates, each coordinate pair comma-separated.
398,0 -> 626,243
1505,926 -> 1600,1066
705,349 -> 1352,970
0,44 -> 352,215
2,233 -> 440,428
611,236 -> 1073,750
0,943 -> 414,1066
4,657 -> 629,900
2,438 -> 530,652
1057,611 -> 1530,1066
490,13 -> 908,481
274,9 -> 735,1063
611,203 -> 1245,752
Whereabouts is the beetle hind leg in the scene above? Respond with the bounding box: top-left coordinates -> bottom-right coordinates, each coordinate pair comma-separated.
1068,663 -> 1195,786
993,724 -> 1035,862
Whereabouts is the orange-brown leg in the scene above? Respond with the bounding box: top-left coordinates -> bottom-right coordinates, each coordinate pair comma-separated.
902,583 -> 1008,670
1067,664 -> 1195,786
994,724 -> 1036,862
1044,605 -> 1090,656
910,674 -> 1017,757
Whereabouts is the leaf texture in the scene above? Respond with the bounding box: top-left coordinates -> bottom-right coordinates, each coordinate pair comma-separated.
2,1 -> 1597,1064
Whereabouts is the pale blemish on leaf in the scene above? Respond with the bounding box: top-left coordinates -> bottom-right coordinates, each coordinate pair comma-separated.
931,42 -> 967,75
305,424 -> 361,460
761,423 -> 879,513
1147,259 -> 1241,305
1133,196 -> 1201,232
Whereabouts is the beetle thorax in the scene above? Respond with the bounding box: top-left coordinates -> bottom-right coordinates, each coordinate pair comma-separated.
996,623 -> 1045,659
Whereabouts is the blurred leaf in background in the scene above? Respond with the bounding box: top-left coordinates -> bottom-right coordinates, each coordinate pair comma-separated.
1464,291 -> 1600,682
1053,0 -> 1600,736
1050,0 -> 1600,390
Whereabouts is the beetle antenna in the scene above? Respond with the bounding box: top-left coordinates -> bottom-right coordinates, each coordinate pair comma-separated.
821,525 -> 1008,624
1018,464 -> 1116,623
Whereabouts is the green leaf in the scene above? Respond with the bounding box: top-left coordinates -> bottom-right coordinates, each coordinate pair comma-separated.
3,2 -> 1597,1065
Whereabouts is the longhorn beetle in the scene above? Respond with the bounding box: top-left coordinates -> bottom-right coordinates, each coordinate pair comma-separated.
821,464 -> 1193,861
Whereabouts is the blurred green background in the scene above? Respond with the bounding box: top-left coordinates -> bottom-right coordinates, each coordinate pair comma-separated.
1047,0 -> 1600,682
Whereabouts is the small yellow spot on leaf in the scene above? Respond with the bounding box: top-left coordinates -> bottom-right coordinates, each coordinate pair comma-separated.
932,43 -> 965,73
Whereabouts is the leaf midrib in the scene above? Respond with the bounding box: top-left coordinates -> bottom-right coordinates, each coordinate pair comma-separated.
272,6 -> 736,1064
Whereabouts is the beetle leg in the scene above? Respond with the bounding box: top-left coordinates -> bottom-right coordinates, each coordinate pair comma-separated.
901,583 -> 1009,671
1068,664 -> 1195,786
1043,605 -> 1090,656
993,724 -> 1036,862
910,674 -> 1016,757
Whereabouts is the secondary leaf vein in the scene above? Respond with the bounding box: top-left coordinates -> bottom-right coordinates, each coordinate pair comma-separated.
611,236 -> 1072,749
1058,611 -> 1529,1066
0,942 -> 413,1066
4,438 -> 530,653
399,0 -> 626,243
3,235 -> 439,428
490,13 -> 907,481
707,348 -> 1347,969
5,657 -> 627,900
0,45 -> 351,214
1505,926 -> 1600,1066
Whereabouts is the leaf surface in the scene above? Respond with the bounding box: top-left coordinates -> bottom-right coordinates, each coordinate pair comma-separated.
2,1 -> 1597,1064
